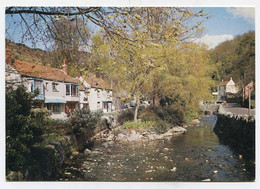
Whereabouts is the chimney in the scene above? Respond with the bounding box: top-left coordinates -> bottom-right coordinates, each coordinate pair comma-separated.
62,59 -> 67,74
5,49 -> 12,64
230,77 -> 233,81
221,79 -> 223,82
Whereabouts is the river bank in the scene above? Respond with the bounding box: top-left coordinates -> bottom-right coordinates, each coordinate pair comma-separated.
56,116 -> 254,182
214,104 -> 255,160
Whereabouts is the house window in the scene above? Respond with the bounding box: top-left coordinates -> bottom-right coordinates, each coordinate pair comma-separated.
97,101 -> 101,108
97,90 -> 101,98
46,104 -> 51,111
31,80 -> 43,94
34,80 -> 43,92
71,85 -> 79,96
52,82 -> 59,92
53,104 -> 60,113
66,84 -> 70,95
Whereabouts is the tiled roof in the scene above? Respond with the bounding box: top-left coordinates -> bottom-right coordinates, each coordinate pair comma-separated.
218,80 -> 229,86
12,59 -> 78,83
82,74 -> 111,90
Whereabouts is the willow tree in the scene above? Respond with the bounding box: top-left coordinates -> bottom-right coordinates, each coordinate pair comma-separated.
87,8 -> 213,122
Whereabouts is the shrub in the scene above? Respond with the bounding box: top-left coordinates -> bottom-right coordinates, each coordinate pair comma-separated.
139,108 -> 160,122
30,108 -> 51,123
69,109 -> 102,135
117,109 -> 134,125
140,105 -> 185,126
122,121 -> 155,129
185,109 -> 200,124
6,86 -> 43,176
153,120 -> 170,134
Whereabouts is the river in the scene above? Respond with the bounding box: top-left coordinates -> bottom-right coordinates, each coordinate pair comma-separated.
59,116 -> 255,181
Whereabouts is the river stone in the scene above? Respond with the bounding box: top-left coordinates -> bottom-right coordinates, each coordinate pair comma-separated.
148,134 -> 162,140
116,133 -> 127,141
163,148 -> 169,152
172,126 -> 187,132
106,134 -> 114,141
84,148 -> 92,156
128,130 -> 142,141
191,119 -> 200,126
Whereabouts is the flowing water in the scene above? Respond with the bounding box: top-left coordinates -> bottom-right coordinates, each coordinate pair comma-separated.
59,116 -> 255,182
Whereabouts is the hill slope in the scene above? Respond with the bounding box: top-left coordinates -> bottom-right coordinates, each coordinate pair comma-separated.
210,31 -> 255,88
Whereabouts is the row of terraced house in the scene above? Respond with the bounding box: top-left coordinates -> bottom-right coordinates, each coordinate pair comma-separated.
5,49 -> 113,119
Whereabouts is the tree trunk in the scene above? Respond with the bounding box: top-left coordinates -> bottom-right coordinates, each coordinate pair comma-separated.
153,92 -> 160,107
134,95 -> 140,123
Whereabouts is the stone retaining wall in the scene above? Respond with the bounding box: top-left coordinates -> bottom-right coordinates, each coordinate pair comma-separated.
214,107 -> 255,159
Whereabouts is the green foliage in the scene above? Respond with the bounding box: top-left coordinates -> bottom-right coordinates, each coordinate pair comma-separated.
140,106 -> 185,126
185,109 -> 200,124
153,120 -> 171,134
30,108 -> 51,123
87,9 -> 214,121
117,110 -> 134,125
139,109 -> 160,122
6,86 -> 43,175
122,121 -> 155,129
210,31 -> 255,87
69,109 -> 103,135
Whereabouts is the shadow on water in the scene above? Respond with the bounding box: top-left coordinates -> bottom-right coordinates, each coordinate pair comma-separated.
59,115 -> 255,182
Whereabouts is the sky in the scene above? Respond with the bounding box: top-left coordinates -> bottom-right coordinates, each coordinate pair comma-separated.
5,7 -> 255,50
194,7 -> 255,49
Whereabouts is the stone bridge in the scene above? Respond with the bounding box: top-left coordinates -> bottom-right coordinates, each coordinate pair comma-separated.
200,103 -> 219,115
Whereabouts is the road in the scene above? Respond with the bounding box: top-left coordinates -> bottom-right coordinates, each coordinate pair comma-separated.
223,103 -> 255,116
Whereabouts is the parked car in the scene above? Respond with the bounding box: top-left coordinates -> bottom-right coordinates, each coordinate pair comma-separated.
121,104 -> 128,109
130,101 -> 136,107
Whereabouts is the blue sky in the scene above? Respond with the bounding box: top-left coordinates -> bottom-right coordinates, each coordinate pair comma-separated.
194,7 -> 255,48
5,7 -> 255,50
199,7 -> 254,35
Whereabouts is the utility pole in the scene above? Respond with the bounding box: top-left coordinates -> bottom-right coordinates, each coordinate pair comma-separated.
248,86 -> 251,116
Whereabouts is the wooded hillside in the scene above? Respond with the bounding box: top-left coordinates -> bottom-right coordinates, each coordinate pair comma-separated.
210,31 -> 255,88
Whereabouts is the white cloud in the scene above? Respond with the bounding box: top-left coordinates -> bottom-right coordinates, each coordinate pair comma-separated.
226,7 -> 255,24
195,34 -> 234,49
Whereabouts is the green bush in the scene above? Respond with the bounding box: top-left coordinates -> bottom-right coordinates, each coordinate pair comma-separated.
122,121 -> 155,129
30,108 -> 51,123
6,86 -> 43,176
117,109 -> 134,125
140,106 -> 184,126
185,109 -> 200,124
69,109 -> 102,135
153,120 -> 170,134
139,109 -> 160,122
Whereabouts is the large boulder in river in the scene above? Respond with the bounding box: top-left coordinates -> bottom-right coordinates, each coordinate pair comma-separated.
127,130 -> 142,141
116,133 -> 128,142
162,127 -> 186,137
191,119 -> 200,126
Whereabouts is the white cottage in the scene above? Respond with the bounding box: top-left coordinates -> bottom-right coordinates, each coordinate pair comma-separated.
78,74 -> 113,113
218,77 -> 238,99
5,51 -> 80,119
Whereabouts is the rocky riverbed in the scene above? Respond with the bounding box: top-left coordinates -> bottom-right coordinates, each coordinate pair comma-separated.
57,116 -> 254,182
95,125 -> 187,144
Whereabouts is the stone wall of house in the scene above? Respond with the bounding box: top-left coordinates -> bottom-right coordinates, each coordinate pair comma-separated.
5,64 -> 23,89
214,106 -> 255,159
